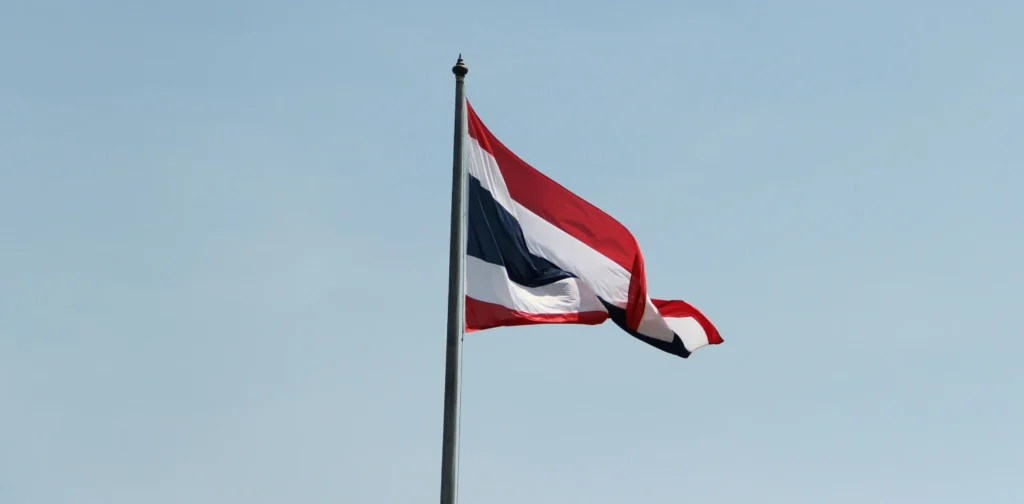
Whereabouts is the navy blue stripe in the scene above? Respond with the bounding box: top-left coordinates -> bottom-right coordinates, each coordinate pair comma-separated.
467,174 -> 691,359
601,301 -> 692,358
467,175 -> 575,288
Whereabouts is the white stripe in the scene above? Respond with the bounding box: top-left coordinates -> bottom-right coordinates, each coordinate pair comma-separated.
465,255 -> 608,315
515,205 -> 631,308
663,316 -> 712,351
466,135 -> 517,217
636,298 -> 677,343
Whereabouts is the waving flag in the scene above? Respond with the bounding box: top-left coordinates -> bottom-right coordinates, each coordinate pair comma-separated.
463,100 -> 722,358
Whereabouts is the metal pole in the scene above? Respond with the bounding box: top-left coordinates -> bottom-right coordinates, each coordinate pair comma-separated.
440,54 -> 468,504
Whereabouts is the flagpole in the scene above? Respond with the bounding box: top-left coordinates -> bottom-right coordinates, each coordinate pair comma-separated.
439,54 -> 468,504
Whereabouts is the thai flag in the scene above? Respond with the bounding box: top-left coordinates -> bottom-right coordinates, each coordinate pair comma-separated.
463,100 -> 723,358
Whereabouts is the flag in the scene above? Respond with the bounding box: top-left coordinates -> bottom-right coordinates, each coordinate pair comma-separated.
463,100 -> 723,358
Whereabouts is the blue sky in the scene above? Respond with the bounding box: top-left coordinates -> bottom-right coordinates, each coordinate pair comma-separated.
2,0 -> 1022,502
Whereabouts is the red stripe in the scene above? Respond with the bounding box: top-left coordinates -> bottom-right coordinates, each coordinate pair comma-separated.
465,296 -> 609,332
466,100 -> 649,331
652,299 -> 725,345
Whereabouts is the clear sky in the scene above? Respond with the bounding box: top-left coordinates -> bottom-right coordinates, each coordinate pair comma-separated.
2,1 -> 1022,503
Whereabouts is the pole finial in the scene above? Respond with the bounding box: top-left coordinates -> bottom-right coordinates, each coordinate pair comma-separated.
452,54 -> 468,77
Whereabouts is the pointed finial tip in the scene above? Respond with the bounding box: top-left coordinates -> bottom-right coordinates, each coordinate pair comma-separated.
452,54 -> 468,77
